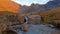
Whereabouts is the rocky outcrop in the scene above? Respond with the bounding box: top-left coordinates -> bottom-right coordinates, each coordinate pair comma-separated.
0,11 -> 30,34
0,11 -> 23,33
27,15 -> 42,24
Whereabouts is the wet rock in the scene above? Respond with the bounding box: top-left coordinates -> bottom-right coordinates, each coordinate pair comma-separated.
47,24 -> 55,28
49,20 -> 60,28
0,23 -> 7,31
2,30 -> 17,34
0,30 -> 2,34
22,24 -> 29,32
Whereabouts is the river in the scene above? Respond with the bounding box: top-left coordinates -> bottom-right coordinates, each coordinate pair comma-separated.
15,24 -> 60,34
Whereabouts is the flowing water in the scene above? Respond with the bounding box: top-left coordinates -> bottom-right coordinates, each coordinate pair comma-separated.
15,24 -> 60,34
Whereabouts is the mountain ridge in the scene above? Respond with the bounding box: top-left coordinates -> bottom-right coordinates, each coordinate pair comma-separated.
19,0 -> 60,13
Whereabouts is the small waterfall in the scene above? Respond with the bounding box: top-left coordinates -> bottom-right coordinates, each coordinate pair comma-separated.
24,16 -> 28,24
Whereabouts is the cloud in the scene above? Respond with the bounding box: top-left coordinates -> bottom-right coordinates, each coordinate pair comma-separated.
12,0 -> 50,6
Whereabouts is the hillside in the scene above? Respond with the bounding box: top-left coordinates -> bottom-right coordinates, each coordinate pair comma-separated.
0,0 -> 20,13
40,7 -> 60,23
26,7 -> 60,24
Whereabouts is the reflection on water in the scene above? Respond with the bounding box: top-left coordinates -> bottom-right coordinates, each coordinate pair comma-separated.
16,24 -> 60,34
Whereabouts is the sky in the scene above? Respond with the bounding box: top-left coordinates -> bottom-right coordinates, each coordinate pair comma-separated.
12,0 -> 50,6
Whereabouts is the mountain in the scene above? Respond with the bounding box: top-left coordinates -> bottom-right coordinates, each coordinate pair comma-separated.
28,3 -> 43,12
0,0 -> 20,13
18,5 -> 29,13
40,0 -> 60,10
19,0 -> 60,13
19,3 -> 43,13
30,0 -> 60,11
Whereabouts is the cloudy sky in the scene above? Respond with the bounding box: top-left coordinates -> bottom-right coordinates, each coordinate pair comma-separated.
12,0 -> 50,6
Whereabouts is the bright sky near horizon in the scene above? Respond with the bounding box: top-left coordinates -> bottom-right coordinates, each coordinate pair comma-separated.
12,0 -> 50,6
